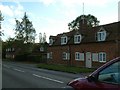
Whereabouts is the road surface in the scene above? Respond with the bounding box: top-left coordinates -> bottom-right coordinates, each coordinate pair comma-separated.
2,61 -> 89,89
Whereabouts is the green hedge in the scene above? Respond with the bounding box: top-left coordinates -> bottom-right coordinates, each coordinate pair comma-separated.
27,55 -> 45,63
15,54 -> 46,63
14,53 -> 29,61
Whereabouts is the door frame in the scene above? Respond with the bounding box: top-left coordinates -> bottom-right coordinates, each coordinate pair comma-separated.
86,52 -> 92,68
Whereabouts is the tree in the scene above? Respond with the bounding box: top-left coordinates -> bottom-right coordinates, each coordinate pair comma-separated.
14,12 -> 36,43
15,19 -> 24,42
39,33 -> 42,43
0,10 -> 4,36
68,14 -> 100,31
42,32 -> 46,43
39,32 -> 47,44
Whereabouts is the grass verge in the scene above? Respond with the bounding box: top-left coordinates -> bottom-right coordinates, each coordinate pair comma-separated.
37,63 -> 96,74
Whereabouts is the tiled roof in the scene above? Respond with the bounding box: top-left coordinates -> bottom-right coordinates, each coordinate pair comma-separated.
49,21 -> 120,46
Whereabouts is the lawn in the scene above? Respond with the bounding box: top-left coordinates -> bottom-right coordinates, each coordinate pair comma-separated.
37,63 -> 96,74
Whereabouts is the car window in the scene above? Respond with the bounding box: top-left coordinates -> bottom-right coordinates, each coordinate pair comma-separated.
98,61 -> 120,84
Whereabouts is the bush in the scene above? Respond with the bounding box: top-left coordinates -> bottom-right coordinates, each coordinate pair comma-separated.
28,55 -> 47,63
14,53 -> 47,63
14,53 -> 29,61
27,55 -> 42,62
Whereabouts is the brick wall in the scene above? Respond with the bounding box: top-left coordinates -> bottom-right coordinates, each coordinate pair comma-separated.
47,46 -> 70,65
70,41 -> 117,68
47,41 -> 118,68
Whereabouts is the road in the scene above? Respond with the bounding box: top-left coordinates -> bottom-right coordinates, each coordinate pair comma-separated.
2,61 -> 89,89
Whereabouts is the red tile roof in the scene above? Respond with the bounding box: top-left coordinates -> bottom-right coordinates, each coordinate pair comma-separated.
49,21 -> 120,46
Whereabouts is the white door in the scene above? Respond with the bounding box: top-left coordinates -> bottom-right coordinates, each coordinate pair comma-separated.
86,52 -> 92,68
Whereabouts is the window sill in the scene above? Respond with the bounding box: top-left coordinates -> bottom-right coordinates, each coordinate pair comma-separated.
99,61 -> 106,63
74,42 -> 80,44
75,59 -> 84,61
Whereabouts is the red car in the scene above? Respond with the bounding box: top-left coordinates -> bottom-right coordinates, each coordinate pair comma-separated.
66,57 -> 120,90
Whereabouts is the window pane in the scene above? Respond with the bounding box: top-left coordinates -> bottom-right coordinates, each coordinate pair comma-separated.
63,52 -> 67,60
78,36 -> 81,42
75,52 -> 80,60
92,53 -> 98,61
99,52 -> 106,62
98,61 -> 120,84
80,53 -> 84,61
74,35 -> 81,43
97,31 -> 106,41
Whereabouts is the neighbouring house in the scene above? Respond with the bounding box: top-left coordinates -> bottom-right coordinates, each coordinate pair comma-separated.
5,47 -> 15,59
5,40 -> 48,63
28,42 -> 48,63
47,19 -> 120,68
5,40 -> 22,59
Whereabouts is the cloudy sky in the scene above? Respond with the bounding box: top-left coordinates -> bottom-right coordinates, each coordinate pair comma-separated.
0,0 -> 120,42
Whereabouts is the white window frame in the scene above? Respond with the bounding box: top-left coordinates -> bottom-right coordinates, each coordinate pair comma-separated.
67,53 -> 70,60
92,53 -> 98,61
61,36 -> 67,45
97,31 -> 106,41
6,49 -> 8,52
99,52 -> 106,62
75,52 -> 84,61
74,35 -> 82,44
12,48 -> 15,51
47,52 -> 52,59
62,52 -> 69,60
7,48 -> 9,52
47,53 -> 50,59
49,39 -> 53,45
8,48 -> 11,52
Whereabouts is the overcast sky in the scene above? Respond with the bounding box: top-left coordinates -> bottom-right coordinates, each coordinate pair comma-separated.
0,0 -> 119,42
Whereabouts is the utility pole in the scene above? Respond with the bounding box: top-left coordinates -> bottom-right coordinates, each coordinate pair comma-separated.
83,2 -> 85,24
118,1 -> 120,21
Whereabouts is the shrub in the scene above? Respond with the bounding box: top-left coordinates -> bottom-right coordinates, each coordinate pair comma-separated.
14,53 -> 29,61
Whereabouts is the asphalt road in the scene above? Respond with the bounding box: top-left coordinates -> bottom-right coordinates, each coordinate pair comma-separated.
2,61 -> 89,89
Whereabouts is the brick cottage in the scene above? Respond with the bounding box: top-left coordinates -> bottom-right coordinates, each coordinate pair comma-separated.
47,19 -> 120,68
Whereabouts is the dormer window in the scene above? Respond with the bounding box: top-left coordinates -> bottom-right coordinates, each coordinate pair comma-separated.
49,39 -> 53,45
74,35 -> 82,44
61,36 -> 67,45
97,31 -> 106,41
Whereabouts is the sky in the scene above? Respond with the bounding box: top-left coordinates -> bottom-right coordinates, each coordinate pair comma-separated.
0,0 -> 120,43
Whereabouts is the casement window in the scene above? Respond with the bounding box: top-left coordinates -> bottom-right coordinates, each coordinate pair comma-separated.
74,35 -> 82,44
6,49 -> 8,52
7,48 -> 11,52
47,52 -> 52,59
47,53 -> 50,59
61,36 -> 67,45
12,48 -> 15,51
40,47 -> 44,52
62,52 -> 69,60
98,52 -> 106,62
97,31 -> 106,41
49,39 -> 54,45
92,53 -> 98,61
75,52 -> 84,61
12,55 -> 15,59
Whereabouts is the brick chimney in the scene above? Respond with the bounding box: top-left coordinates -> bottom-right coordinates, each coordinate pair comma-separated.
79,17 -> 88,33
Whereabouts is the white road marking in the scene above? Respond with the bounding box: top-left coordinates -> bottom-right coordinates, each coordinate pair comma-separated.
3,65 -> 10,68
33,74 -> 64,84
14,68 -> 25,72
